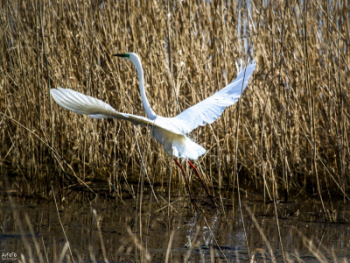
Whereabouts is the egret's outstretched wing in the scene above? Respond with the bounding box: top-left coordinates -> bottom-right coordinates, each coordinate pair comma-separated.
51,87 -> 176,133
172,60 -> 256,134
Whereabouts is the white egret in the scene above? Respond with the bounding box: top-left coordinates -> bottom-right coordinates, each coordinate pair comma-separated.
51,53 -> 256,204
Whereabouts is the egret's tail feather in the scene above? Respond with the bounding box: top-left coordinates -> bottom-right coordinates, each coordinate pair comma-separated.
172,137 -> 206,160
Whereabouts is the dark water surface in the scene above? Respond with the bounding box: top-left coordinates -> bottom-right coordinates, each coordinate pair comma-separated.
1,185 -> 350,262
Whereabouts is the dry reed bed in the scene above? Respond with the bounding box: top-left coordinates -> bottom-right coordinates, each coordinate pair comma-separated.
0,0 -> 349,198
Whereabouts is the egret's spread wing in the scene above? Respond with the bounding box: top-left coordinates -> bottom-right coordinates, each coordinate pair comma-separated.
51,87 -> 175,132
173,60 -> 256,134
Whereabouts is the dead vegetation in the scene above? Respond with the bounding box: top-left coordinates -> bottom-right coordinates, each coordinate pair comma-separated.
0,0 -> 349,199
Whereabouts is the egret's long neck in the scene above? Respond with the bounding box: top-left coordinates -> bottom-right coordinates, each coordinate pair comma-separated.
134,61 -> 157,120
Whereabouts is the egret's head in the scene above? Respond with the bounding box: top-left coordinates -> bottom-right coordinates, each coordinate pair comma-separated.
113,53 -> 141,66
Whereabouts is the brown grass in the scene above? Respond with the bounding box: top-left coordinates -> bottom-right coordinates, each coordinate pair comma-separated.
0,0 -> 349,200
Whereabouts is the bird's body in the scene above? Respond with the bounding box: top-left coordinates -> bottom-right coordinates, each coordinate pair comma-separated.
51,53 -> 256,161
150,124 -> 206,160
51,87 -> 205,159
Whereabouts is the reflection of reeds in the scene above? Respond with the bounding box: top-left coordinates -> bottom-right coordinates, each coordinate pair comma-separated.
0,1 -> 349,198
8,194 -> 348,262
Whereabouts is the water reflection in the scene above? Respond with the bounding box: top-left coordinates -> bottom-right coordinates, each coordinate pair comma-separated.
1,187 -> 350,262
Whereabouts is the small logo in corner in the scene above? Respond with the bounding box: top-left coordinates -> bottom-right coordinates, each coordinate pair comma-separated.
2,252 -> 18,261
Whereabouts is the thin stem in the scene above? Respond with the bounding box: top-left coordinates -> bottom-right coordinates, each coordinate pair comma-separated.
39,1 -> 53,147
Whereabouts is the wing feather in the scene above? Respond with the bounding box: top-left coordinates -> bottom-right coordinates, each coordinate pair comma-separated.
50,87 -> 178,133
172,60 -> 256,134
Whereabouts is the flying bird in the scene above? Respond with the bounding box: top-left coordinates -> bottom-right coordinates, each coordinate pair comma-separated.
51,53 -> 256,205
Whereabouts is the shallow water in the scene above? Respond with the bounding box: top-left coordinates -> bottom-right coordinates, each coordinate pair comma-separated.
1,184 -> 350,262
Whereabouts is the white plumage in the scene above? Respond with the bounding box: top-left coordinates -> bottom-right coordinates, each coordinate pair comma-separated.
51,53 -> 256,160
